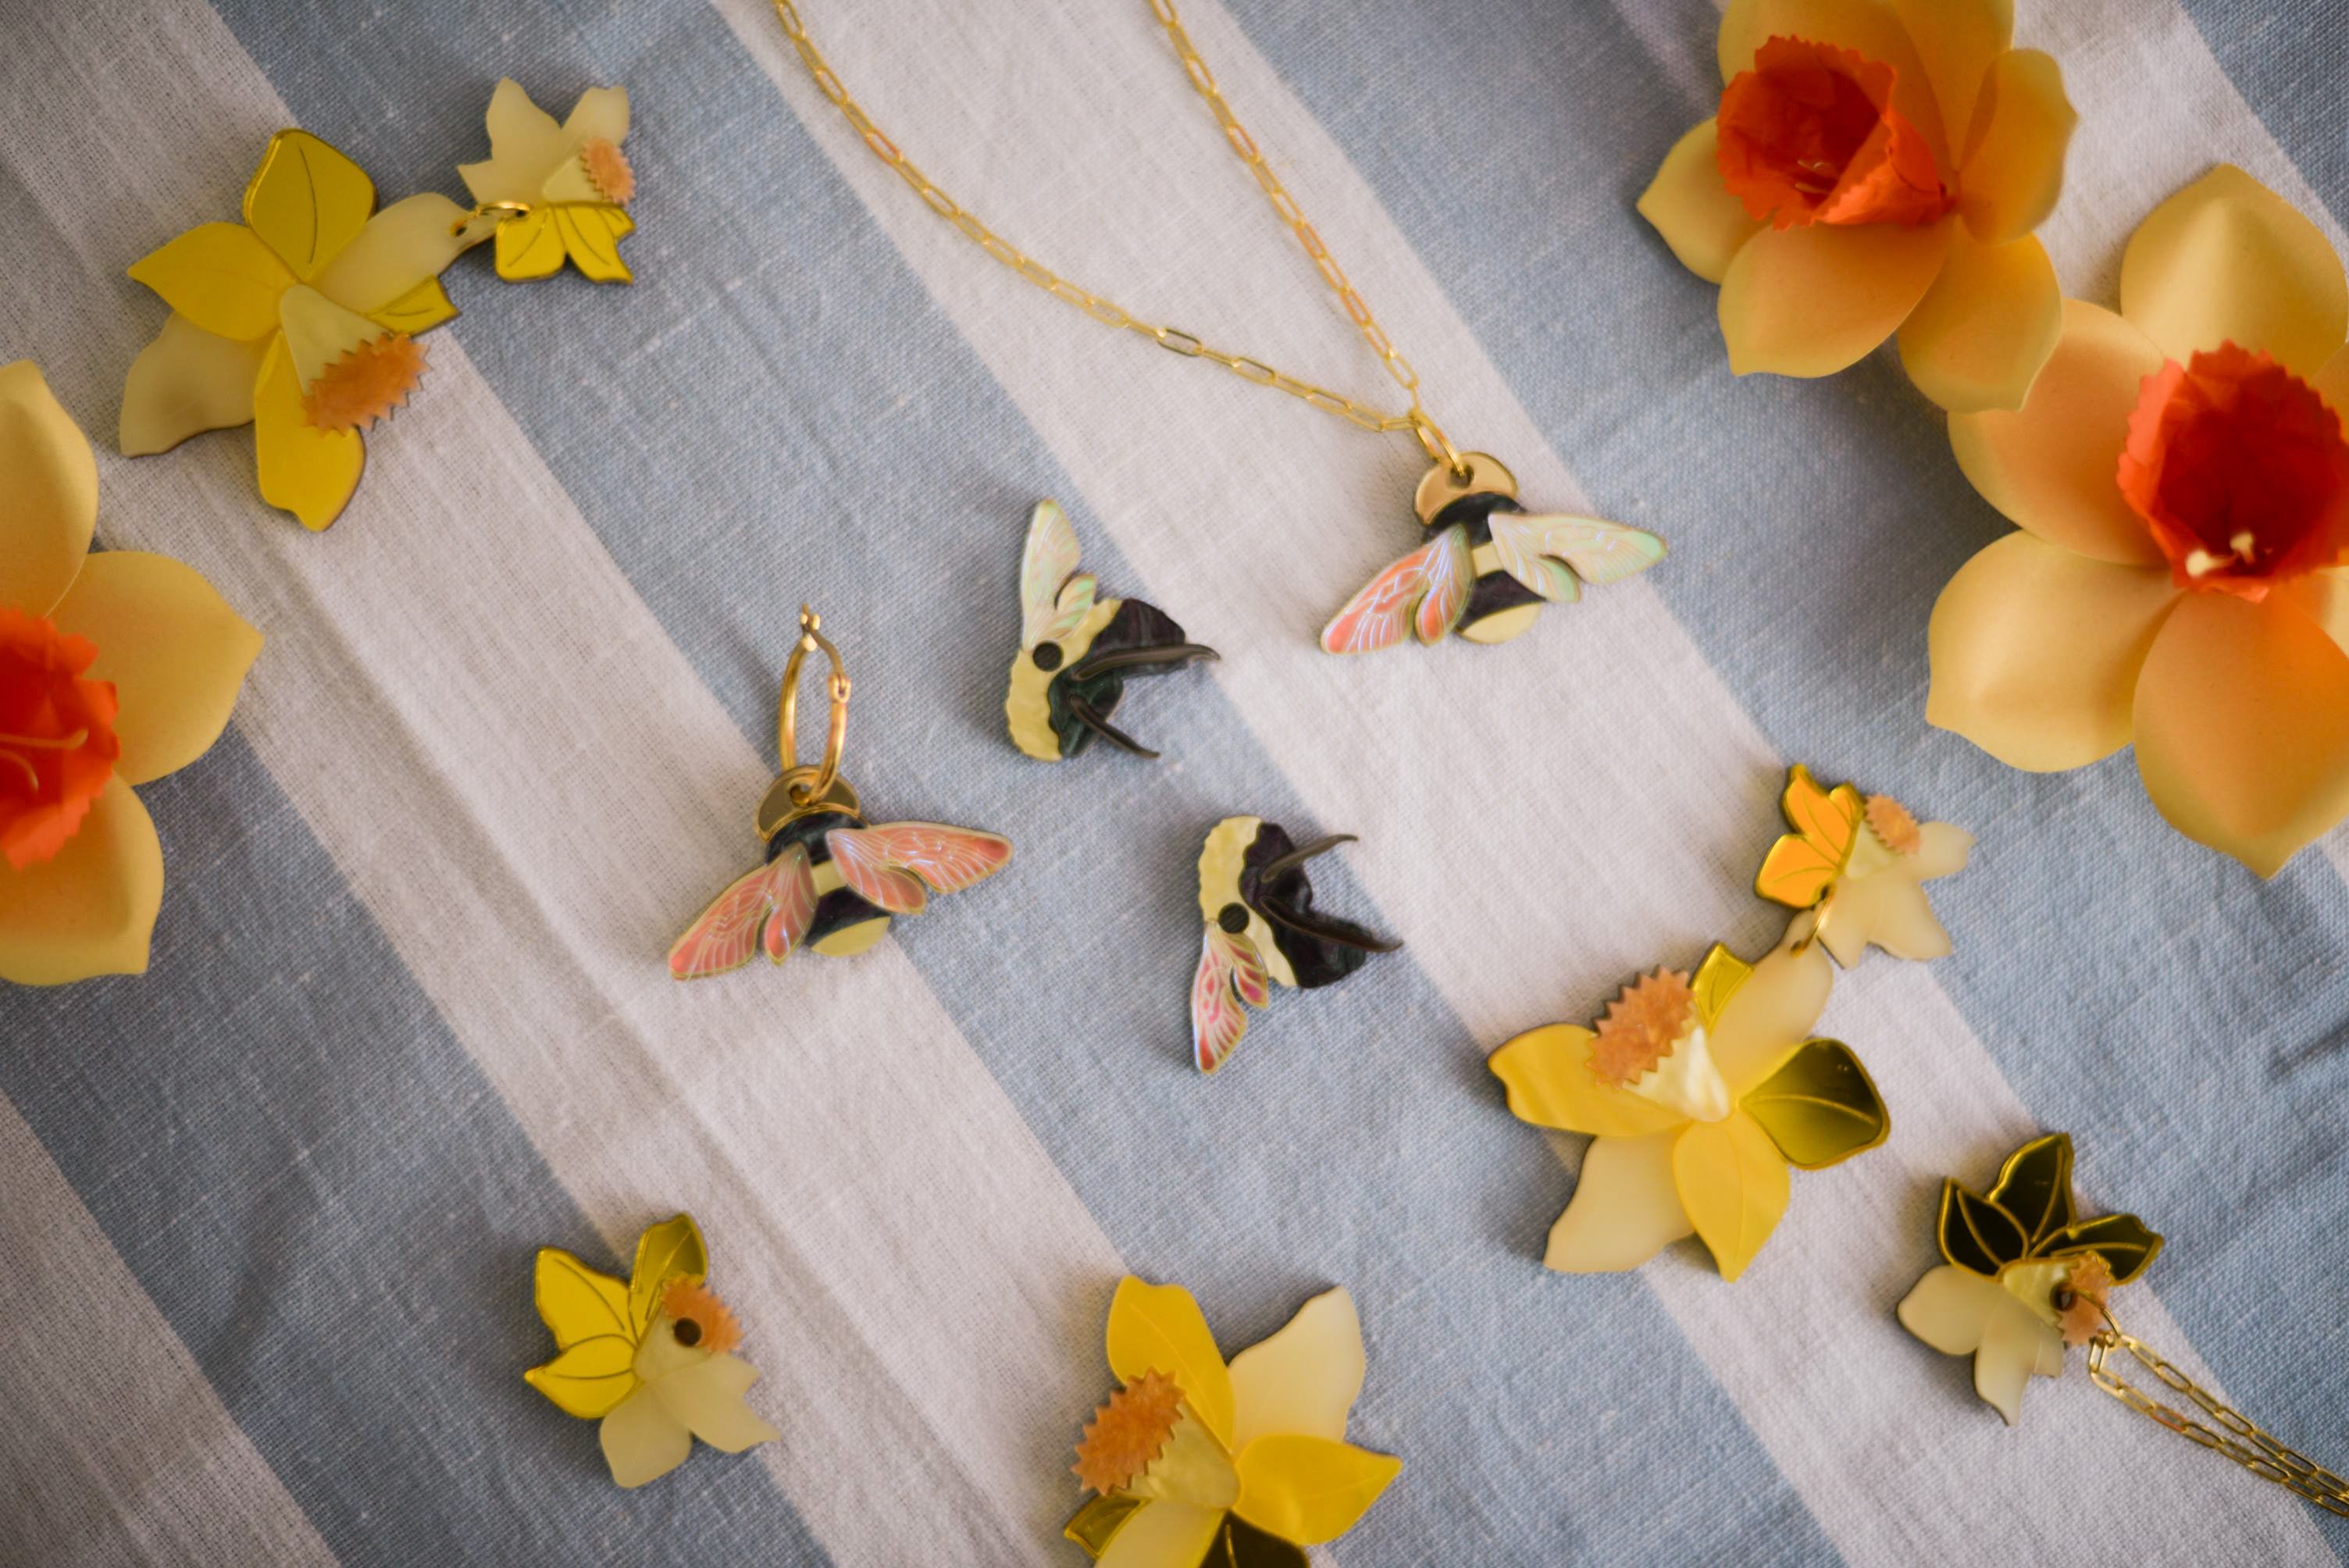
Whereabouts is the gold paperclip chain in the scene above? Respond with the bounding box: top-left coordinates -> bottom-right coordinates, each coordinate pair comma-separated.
2088,1327 -> 2349,1518
768,0 -> 1469,472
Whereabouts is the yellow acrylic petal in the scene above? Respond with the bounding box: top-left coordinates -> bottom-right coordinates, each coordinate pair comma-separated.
1671,1111 -> 1791,1282
1227,1288 -> 1364,1452
531,1245 -> 634,1351
1232,1435 -> 1400,1547
1948,299 -> 2167,565
523,1334 -> 640,1419
1488,1024 -> 1687,1139
0,359 -> 96,618
125,222 -> 292,342
1689,943 -> 1752,1030
494,208 -> 566,281
1093,1500 -> 1224,1568
1719,219 -> 1952,379
0,776 -> 163,986
313,193 -> 472,317
1896,230 -> 2060,413
1709,940 -> 1833,1096
649,1352 -> 779,1453
558,205 -> 636,285
1888,0 -> 2012,150
2119,165 -> 2349,377
461,78 -> 570,206
243,129 -> 375,283
1543,1129 -> 1693,1274
1717,0 -> 1948,168
599,1385 -> 692,1488
627,1214 -> 708,1338
119,314 -> 265,457
1895,1263 -> 2003,1354
1973,1292 -> 2061,1424
48,551 -> 261,786
1956,50 -> 2075,245
563,85 -> 631,146
1927,533 -> 2177,770
252,335 -> 362,531
1107,1278 -> 1235,1449
2132,591 -> 2349,877
368,278 -> 458,337
1636,120 -> 1761,286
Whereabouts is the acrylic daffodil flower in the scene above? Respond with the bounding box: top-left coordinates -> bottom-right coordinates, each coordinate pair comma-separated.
1753,764 -> 1971,966
1898,1135 -> 2162,1424
1064,1278 -> 1400,1568
1639,0 -> 2076,412
525,1213 -> 779,1488
1,362 -> 262,986
1490,939 -> 1887,1281
121,130 -> 470,530
457,80 -> 638,284
1929,167 -> 2349,874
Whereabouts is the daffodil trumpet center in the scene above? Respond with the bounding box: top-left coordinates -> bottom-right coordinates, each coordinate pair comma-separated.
579,137 -> 636,205
1716,35 -> 1952,230
1591,968 -> 1734,1123
0,608 -> 121,870
1072,1370 -> 1239,1509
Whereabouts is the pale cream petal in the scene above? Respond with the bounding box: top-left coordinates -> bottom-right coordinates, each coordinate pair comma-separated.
1896,1263 -> 2003,1355
2133,591 -> 2349,876
1817,863 -> 1950,966
312,194 -> 471,316
562,85 -> 629,145
0,777 -> 163,987
1720,220 -> 1952,379
649,1353 -> 779,1453
598,1385 -> 693,1488
1912,820 -> 1973,879
1543,1130 -> 1694,1274
459,78 -> 570,205
119,315 -> 264,456
2119,165 -> 2348,377
48,551 -> 261,786
1974,1294 -> 2061,1424
1926,533 -> 2177,770
1637,119 -> 1761,286
1897,230 -> 2061,412
1710,939 -> 1834,1096
1956,50 -> 2075,245
1227,1287 -> 1365,1451
1888,0 -> 2012,150
0,359 -> 95,618
1948,299 -> 2165,565
277,284 -> 386,390
1094,1500 -> 1224,1568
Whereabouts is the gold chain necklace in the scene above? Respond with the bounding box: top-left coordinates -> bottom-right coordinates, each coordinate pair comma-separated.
772,0 -> 1668,654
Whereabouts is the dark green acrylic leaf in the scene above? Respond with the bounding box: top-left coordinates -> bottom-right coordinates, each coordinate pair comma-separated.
1938,1180 -> 2029,1274
1741,1037 -> 1889,1170
1986,1132 -> 2076,1253
1203,1516 -> 1310,1568
2044,1212 -> 2165,1285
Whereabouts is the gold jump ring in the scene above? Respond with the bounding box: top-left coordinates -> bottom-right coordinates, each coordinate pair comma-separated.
778,605 -> 851,804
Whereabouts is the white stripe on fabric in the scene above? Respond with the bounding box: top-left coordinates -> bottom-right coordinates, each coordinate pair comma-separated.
0,1096 -> 338,1568
0,4 -> 1126,1561
716,0 -> 2333,1560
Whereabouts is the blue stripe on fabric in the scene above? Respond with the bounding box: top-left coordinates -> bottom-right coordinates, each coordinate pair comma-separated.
205,0 -> 1841,1560
1222,0 -> 2349,1552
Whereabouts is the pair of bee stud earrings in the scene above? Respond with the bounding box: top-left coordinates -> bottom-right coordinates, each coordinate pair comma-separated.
668,501 -> 1399,1074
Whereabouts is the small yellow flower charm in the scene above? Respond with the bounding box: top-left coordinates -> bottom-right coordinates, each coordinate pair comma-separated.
121,130 -> 470,530
1490,939 -> 1887,1281
1064,1278 -> 1401,1567
1752,764 -> 1971,966
525,1214 -> 779,1488
458,80 -> 638,284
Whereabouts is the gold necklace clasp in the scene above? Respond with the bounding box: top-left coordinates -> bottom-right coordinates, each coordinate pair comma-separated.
778,605 -> 852,807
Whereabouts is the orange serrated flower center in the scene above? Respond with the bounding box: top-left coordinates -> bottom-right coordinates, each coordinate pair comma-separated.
1590,968 -> 1695,1087
1071,1369 -> 1183,1494
2055,1255 -> 2114,1347
301,333 -> 427,433
658,1277 -> 743,1356
0,608 -> 121,871
581,137 -> 636,205
1864,794 -> 1921,855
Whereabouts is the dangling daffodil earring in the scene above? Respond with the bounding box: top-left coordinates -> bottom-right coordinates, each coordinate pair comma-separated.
1752,764 -> 1971,966
454,80 -> 639,283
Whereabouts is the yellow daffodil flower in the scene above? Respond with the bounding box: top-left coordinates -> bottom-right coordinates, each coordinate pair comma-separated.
525,1213 -> 779,1489
457,80 -> 637,283
1491,939 -> 1887,1281
1929,166 -> 2349,875
1064,1278 -> 1401,1568
1640,0 -> 2076,412
1753,764 -> 1972,966
0,362 -> 261,986
120,130 -> 471,530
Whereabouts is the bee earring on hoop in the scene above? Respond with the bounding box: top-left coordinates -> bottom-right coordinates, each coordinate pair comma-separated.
668,607 -> 1013,980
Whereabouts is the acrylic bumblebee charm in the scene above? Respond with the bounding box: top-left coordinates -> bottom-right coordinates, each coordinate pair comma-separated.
669,608 -> 1012,979
1191,817 -> 1398,1073
1008,500 -> 1217,760
1322,451 -> 1666,652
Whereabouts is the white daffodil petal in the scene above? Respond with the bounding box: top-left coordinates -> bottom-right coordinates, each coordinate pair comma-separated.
1897,1264 -> 2003,1355
1818,864 -> 1951,966
278,284 -> 386,390
599,1385 -> 693,1488
460,78 -> 571,205
1975,1295 -> 2062,1425
1912,821 -> 1973,879
1544,1129 -> 1695,1273
1228,1287 -> 1367,1451
562,85 -> 629,145
313,194 -> 471,316
1094,1499 -> 1224,1568
119,314 -> 266,455
648,1353 -> 779,1453
1709,940 -> 1834,1095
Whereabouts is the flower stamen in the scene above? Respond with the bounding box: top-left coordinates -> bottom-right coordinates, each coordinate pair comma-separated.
301,333 -> 428,433
1590,968 -> 1695,1087
2053,1255 -> 2115,1346
658,1277 -> 743,1356
1072,1370 -> 1183,1494
0,728 -> 90,792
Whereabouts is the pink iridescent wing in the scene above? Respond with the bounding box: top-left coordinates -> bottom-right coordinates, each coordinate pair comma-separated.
1191,925 -> 1271,1074
1489,511 -> 1666,597
1318,525 -> 1471,654
827,822 -> 1015,915
1021,499 -> 1085,648
760,844 -> 819,964
668,860 -> 779,980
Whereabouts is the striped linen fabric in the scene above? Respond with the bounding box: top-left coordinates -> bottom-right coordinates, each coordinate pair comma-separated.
1,0 -> 2344,1563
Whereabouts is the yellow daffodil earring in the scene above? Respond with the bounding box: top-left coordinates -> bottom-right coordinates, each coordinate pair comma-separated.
1752,764 -> 1971,967
526,1214 -> 780,1488
0,362 -> 262,985
1064,1278 -> 1402,1567
454,80 -> 638,284
121,129 -> 472,530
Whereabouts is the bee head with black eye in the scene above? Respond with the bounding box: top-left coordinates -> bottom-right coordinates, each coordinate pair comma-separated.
1007,501 -> 1218,762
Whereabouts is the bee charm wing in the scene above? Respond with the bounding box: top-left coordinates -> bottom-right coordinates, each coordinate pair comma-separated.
1488,511 -> 1665,599
1191,924 -> 1271,1074
1021,499 -> 1085,648
1319,524 -> 1472,654
828,822 -> 1014,915
669,858 -> 782,980
761,844 -> 820,963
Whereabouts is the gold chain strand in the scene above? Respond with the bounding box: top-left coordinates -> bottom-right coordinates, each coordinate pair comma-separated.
768,0 -> 1468,472
2088,1329 -> 2349,1518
